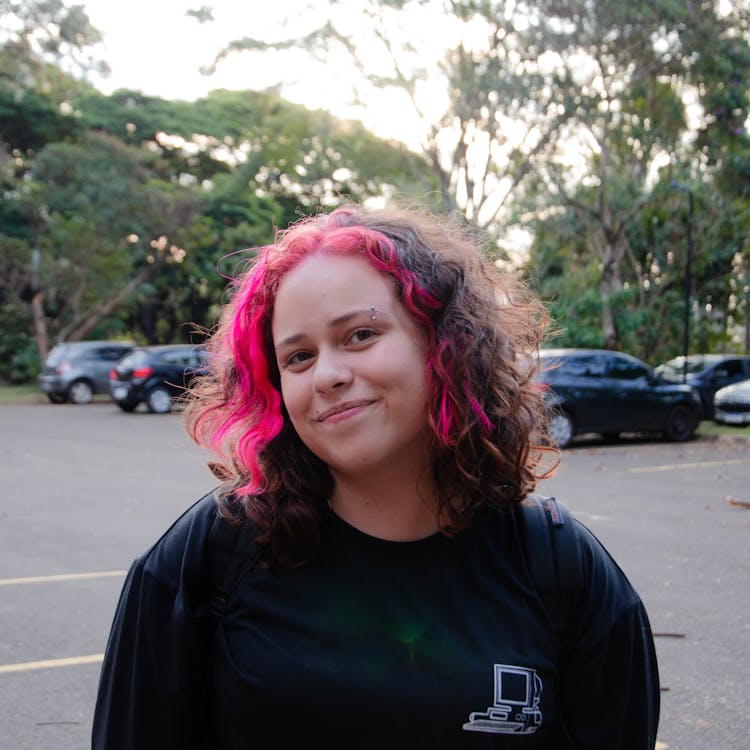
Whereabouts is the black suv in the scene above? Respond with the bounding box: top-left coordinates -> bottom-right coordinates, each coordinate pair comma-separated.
109,344 -> 208,413
539,348 -> 704,448
654,354 -> 750,419
38,341 -> 135,404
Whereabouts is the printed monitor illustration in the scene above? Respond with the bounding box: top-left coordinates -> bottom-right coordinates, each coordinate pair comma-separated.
463,664 -> 542,735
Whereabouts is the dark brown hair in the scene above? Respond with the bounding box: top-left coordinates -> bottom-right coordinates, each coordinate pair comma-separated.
184,203 -> 557,566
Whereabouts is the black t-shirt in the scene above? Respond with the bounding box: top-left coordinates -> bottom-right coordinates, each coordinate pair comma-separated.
92,493 -> 659,749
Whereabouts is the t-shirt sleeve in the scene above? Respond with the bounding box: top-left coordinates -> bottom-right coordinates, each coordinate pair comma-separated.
91,495 -> 218,750
556,521 -> 661,749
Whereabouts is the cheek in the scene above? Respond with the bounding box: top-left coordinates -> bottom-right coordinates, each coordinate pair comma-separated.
394,349 -> 431,410
279,375 -> 307,422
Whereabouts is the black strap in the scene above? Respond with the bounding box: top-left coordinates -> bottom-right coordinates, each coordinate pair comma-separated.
518,494 -> 581,640
206,507 -> 264,622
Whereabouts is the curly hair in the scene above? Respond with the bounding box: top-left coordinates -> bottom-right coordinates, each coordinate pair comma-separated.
184,203 -> 557,566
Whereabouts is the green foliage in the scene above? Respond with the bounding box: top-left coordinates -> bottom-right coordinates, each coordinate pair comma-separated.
0,0 -> 107,95
0,303 -> 39,383
209,0 -> 750,353
0,89 -> 78,152
3,0 -> 749,382
0,14 -> 436,380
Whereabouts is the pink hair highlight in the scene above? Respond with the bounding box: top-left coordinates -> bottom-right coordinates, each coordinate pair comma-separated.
214,257 -> 285,495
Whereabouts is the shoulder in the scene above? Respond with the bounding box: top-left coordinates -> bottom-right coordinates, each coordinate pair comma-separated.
138,490 -> 222,592
560,507 -> 644,643
570,515 -> 640,608
511,496 -> 641,637
517,495 -> 639,598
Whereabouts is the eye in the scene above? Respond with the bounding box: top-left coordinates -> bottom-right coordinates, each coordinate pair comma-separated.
284,350 -> 314,369
348,328 -> 377,345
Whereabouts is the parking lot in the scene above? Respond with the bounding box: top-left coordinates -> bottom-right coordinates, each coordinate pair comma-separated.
1,401 -> 748,749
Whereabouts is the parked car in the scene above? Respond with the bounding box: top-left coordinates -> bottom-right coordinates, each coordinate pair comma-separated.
539,348 -> 704,448
38,340 -> 135,404
713,378 -> 750,426
109,344 -> 208,413
654,354 -> 750,419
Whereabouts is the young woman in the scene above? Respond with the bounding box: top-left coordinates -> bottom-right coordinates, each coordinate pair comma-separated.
92,204 -> 660,749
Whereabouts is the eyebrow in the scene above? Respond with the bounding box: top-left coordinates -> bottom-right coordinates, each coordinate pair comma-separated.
274,308 -> 386,350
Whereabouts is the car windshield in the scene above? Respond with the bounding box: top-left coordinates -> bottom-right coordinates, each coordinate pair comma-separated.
118,350 -> 150,369
660,356 -> 713,376
44,345 -> 67,365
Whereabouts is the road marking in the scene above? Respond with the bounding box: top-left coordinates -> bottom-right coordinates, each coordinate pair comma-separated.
655,742 -> 669,749
0,570 -> 126,586
630,459 -> 750,474
0,654 -> 104,674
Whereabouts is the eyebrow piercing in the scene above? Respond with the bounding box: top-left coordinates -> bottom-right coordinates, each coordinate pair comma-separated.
369,306 -> 377,320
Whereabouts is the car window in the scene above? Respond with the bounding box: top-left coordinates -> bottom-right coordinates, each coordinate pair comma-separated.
561,355 -> 605,377
92,346 -> 130,361
45,344 -> 68,365
606,356 -> 650,380
160,349 -> 194,366
119,350 -> 149,369
660,356 -> 710,376
714,360 -> 744,379
191,349 -> 209,367
77,347 -> 100,361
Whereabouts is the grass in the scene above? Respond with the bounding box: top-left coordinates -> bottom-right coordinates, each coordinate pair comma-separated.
696,419 -> 750,439
0,383 -> 47,404
0,384 -> 114,405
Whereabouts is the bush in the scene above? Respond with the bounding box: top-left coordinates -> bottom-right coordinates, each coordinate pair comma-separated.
0,304 -> 40,384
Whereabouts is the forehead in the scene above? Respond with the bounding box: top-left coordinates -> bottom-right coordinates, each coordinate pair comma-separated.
273,252 -> 396,312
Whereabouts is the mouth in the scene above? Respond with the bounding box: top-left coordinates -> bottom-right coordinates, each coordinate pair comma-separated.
317,399 -> 375,423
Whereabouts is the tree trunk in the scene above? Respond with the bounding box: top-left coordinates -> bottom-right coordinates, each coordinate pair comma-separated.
68,268 -> 152,342
599,238 -> 626,350
32,290 -> 49,360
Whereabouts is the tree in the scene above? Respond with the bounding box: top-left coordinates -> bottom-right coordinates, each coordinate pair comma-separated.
27,132 -> 182,348
0,0 -> 107,95
68,86 -> 436,341
0,64 -> 438,376
206,0 -> 750,349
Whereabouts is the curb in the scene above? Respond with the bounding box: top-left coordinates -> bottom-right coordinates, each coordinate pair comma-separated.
696,431 -> 750,444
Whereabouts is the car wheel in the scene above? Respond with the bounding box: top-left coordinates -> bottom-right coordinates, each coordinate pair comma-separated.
47,393 -> 67,404
67,379 -> 94,404
116,401 -> 138,413
664,404 -> 698,442
146,387 -> 172,414
548,410 -> 575,448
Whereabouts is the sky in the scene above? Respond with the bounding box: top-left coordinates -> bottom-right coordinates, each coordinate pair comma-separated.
79,0 -> 437,149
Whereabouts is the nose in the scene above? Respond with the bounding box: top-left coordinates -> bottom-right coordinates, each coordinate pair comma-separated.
313,347 -> 353,393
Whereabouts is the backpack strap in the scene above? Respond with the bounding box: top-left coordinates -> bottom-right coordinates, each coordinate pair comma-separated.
517,494 -> 582,641
206,503 -> 264,622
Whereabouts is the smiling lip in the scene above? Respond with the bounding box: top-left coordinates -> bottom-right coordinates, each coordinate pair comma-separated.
317,400 -> 375,422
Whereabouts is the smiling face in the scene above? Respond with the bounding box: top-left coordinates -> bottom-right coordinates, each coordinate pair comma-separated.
271,252 -> 432,482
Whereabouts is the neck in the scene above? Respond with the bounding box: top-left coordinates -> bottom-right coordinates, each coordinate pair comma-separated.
328,468 -> 439,542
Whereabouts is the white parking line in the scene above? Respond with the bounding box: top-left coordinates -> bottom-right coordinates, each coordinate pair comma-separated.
0,570 -> 126,586
0,571 -> 123,674
630,459 -> 750,474
0,654 -> 104,674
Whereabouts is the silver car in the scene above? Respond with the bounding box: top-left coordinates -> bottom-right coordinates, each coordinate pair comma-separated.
713,378 -> 750,426
38,341 -> 134,404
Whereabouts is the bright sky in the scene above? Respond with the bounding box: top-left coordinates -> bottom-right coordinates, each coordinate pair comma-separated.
79,0 -> 441,149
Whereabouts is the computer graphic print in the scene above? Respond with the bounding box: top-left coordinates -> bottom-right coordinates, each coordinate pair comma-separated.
463,664 -> 543,735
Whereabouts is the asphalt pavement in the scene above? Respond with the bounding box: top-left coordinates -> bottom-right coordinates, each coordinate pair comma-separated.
0,402 -> 748,750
